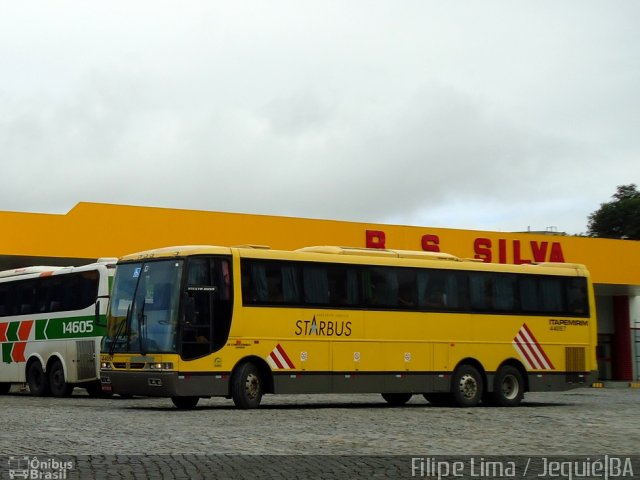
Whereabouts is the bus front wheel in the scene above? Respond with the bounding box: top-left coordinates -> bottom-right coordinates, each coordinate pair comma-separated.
381,393 -> 412,406
231,362 -> 263,409
451,364 -> 483,407
0,383 -> 10,395
27,361 -> 51,396
49,359 -> 73,397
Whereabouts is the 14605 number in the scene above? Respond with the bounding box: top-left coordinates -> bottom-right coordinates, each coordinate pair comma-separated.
62,320 -> 94,335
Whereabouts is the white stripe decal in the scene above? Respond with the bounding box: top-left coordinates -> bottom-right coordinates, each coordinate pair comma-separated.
266,344 -> 296,370
266,356 -> 278,370
272,348 -> 288,368
512,340 -> 533,370
516,331 -> 543,370
513,324 -> 555,370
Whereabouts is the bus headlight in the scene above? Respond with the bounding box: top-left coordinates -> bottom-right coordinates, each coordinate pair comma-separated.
149,362 -> 174,371
101,362 -> 111,370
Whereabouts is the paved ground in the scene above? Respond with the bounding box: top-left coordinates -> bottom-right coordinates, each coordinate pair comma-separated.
0,388 -> 639,478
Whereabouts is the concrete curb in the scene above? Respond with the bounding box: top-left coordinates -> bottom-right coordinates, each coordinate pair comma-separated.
591,381 -> 640,388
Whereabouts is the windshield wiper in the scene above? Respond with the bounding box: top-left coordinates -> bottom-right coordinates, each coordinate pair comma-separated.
108,304 -> 130,356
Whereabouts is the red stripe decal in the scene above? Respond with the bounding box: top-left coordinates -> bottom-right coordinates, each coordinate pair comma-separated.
17,320 -> 34,341
12,342 -> 27,362
514,336 -> 536,368
270,351 -> 285,369
0,323 -> 7,342
523,337 -> 546,369
523,323 -> 555,369
276,343 -> 295,369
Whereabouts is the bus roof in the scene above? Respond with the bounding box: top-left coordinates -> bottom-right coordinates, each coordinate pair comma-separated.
0,266 -> 66,279
116,244 -> 589,277
0,259 -> 117,281
118,245 -> 233,262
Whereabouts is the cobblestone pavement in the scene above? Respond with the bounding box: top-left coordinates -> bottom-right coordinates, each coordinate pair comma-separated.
1,388 -> 639,478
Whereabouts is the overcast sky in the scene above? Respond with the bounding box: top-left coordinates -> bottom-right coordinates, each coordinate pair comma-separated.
1,1 -> 638,234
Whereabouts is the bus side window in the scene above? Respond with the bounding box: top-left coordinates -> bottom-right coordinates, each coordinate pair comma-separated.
367,268 -> 399,307
303,265 -> 329,304
418,270 -> 446,309
494,275 -> 516,311
0,284 -> 9,316
396,269 -> 416,308
469,273 -> 493,311
567,278 -> 588,314
17,281 -> 36,315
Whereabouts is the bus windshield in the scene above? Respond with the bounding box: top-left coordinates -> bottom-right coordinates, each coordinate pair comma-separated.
103,259 -> 183,354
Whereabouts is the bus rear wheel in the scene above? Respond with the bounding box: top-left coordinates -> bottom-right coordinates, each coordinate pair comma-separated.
488,366 -> 524,407
49,359 -> 73,397
0,383 -> 10,395
27,361 -> 51,396
450,365 -> 483,407
171,396 -> 199,409
231,362 -> 263,409
381,393 -> 412,406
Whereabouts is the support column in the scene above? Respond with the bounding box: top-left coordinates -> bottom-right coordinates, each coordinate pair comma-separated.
612,296 -> 632,381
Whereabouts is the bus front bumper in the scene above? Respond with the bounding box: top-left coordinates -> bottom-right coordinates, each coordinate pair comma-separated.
100,370 -> 230,398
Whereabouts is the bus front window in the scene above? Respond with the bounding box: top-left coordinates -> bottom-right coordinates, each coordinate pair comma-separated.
103,260 -> 183,354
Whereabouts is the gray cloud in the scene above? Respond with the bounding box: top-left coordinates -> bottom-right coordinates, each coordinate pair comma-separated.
1,1 -> 639,235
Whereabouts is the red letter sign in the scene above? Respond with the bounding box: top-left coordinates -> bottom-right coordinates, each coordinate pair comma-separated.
366,230 -> 386,249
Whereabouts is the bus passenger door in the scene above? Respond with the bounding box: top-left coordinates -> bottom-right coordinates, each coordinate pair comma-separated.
181,256 -> 233,361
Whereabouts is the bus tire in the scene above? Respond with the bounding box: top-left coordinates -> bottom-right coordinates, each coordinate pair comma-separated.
171,396 -> 199,409
381,393 -> 412,406
231,362 -> 263,409
423,393 -> 452,407
49,359 -> 73,397
0,383 -> 10,394
27,360 -> 51,396
450,364 -> 483,407
489,365 -> 524,407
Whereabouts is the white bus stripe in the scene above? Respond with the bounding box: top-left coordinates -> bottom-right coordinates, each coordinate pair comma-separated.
515,332 -> 544,369
519,328 -> 552,370
272,348 -> 290,369
512,340 -> 533,369
266,356 -> 278,370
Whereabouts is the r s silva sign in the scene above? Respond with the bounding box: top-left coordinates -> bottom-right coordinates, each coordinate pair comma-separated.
366,230 -> 566,264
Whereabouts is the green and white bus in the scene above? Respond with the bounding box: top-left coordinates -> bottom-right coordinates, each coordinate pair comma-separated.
0,259 -> 115,396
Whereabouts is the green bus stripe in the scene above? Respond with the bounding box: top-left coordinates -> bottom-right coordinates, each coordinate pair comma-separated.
2,343 -> 12,363
6,322 -> 19,342
35,319 -> 48,340
44,315 -> 99,340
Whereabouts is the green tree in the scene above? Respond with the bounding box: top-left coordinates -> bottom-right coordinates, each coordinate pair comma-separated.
587,184 -> 640,239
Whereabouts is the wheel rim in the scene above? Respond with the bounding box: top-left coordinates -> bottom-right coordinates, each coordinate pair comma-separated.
501,374 -> 519,400
458,374 -> 478,399
245,373 -> 260,400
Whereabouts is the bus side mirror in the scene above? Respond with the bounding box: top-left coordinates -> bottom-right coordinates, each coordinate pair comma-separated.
95,295 -> 110,327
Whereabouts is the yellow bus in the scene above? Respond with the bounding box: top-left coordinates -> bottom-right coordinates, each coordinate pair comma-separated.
100,245 -> 597,409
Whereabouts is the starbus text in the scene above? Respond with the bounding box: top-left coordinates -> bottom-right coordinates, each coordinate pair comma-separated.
294,319 -> 352,337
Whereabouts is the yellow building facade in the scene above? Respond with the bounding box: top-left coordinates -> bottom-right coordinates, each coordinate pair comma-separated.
1,202 -> 638,381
